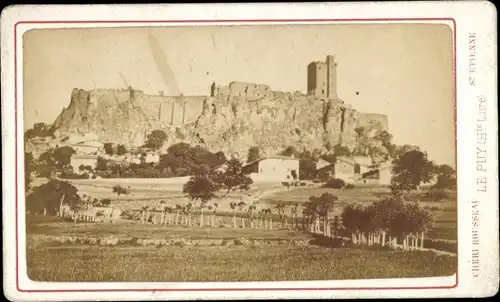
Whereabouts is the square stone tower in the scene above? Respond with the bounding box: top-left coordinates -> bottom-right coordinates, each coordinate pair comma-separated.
307,55 -> 338,99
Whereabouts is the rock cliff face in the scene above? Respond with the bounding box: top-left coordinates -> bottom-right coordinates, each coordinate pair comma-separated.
52,88 -> 389,161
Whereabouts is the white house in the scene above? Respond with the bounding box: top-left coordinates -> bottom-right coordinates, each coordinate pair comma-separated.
359,161 -> 393,185
242,155 -> 300,182
70,155 -> 98,174
143,152 -> 160,164
353,155 -> 372,174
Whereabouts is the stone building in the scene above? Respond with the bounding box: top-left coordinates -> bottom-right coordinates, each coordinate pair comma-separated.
70,155 -> 98,174
359,161 -> 393,185
315,155 -> 373,183
307,55 -> 338,99
242,155 -> 300,182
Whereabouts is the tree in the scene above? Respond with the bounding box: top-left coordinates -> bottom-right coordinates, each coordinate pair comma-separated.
158,142 -> 221,177
112,185 -> 129,199
393,144 -> 420,160
432,164 -> 457,190
238,201 -> 247,228
104,143 -> 115,155
95,156 -> 109,171
214,151 -> 227,165
25,122 -> 54,139
144,130 -> 168,150
230,202 -> 238,228
34,147 -> 74,178
342,196 -> 434,249
220,158 -> 254,193
374,130 -> 395,158
279,146 -> 299,157
26,179 -> 80,216
25,152 -> 35,190
333,144 -> 351,157
390,150 -> 435,196
291,202 -> 299,229
52,146 -> 75,167
100,198 -> 112,207
309,193 -> 337,236
208,202 -> 219,227
183,167 -> 223,226
298,150 -> 318,180
247,146 -> 260,163
324,178 -> 345,189
116,144 -> 128,156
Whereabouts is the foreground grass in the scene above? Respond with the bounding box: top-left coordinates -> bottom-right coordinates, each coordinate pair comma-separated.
27,244 -> 456,282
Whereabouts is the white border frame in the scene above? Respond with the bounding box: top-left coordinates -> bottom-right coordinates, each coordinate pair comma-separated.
2,2 -> 498,300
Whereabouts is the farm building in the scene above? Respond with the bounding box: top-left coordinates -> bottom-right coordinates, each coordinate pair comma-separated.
352,155 -> 372,174
242,155 -> 299,182
315,155 -> 374,183
358,161 -> 393,185
143,152 -> 160,164
70,155 -> 98,174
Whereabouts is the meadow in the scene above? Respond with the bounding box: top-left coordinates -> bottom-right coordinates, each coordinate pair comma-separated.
31,177 -> 458,241
27,244 -> 456,282
25,178 -> 458,282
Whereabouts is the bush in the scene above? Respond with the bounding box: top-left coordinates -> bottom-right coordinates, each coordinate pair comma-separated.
324,178 -> 345,189
426,188 -> 449,201
345,183 -> 355,189
312,179 -> 323,184
317,171 -> 331,183
300,182 -> 307,186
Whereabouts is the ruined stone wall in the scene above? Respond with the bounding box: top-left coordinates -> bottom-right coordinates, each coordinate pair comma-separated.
51,85 -> 390,161
211,81 -> 273,101
149,95 -> 207,126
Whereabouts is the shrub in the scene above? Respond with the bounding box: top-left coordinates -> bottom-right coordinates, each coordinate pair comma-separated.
300,182 -> 307,186
324,178 -> 345,189
345,183 -> 355,189
112,185 -> 130,196
312,179 -> 323,184
317,171 -> 331,183
426,188 -> 449,201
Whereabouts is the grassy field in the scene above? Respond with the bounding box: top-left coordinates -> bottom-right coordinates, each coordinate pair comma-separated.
29,178 -> 458,241
27,244 -> 456,282
265,186 -> 458,241
32,178 -> 289,212
26,216 -> 312,241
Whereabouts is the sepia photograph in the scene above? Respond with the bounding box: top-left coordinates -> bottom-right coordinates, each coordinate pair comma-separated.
21,23 -> 459,283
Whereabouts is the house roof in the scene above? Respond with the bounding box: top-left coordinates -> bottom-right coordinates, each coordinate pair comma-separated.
242,155 -> 298,167
316,158 -> 333,171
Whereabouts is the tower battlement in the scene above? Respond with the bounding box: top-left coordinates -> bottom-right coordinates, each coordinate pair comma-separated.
307,55 -> 338,99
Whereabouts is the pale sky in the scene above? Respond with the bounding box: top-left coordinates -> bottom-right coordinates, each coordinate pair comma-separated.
23,23 -> 455,166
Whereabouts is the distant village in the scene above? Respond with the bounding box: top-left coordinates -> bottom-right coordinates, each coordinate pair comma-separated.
27,129 -> 393,186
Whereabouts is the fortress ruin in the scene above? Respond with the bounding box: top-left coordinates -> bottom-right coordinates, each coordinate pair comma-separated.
65,55 -> 388,131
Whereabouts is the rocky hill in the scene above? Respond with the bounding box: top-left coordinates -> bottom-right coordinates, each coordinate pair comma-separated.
50,87 -> 389,162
